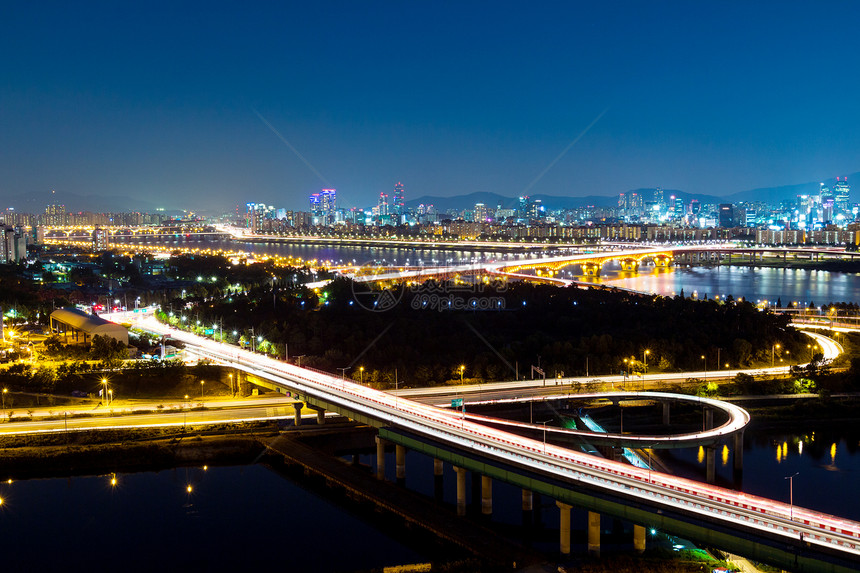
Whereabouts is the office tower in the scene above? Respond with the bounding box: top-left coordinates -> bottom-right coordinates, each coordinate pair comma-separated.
718,204 -> 734,228
393,182 -> 405,221
834,177 -> 850,217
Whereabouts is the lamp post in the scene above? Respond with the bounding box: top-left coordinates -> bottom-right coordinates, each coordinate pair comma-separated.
101,378 -> 109,406
359,366 -> 364,384
200,380 -> 205,399
1,388 -> 6,411
701,355 -> 706,378
538,420 -> 550,454
228,373 -> 234,396
459,365 -> 465,383
643,349 -> 650,375
337,367 -> 350,381
785,472 -> 799,520
772,343 -> 780,368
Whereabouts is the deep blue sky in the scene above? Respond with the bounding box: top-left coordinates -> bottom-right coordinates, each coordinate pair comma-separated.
2,1 -> 859,212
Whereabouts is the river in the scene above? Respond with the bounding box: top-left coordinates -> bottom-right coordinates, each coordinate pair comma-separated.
3,422 -> 859,570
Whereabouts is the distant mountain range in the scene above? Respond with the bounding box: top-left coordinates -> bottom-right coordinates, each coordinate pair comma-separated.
407,171 -> 860,212
1,189 -> 160,214
3,171 -> 857,214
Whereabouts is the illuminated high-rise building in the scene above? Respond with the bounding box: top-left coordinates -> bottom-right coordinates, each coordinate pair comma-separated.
392,182 -> 405,221
309,188 -> 337,225
834,177 -> 850,217
377,192 -> 389,217
46,203 -> 65,226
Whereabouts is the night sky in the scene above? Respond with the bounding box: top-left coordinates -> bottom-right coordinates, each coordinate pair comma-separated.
2,1 -> 859,212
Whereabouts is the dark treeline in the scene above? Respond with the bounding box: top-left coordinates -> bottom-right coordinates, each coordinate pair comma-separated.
162,278 -> 813,389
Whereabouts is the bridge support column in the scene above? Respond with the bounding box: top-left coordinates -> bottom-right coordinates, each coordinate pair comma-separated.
454,466 -> 467,517
395,444 -> 406,482
293,402 -> 303,426
481,475 -> 492,515
706,446 -> 716,484
587,511 -> 601,557
308,406 -> 324,425
375,436 -> 386,480
704,408 -> 716,483
633,524 -> 646,553
734,429 -> 744,475
556,501 -> 572,555
522,489 -> 533,512
663,402 -> 670,425
434,459 -> 444,503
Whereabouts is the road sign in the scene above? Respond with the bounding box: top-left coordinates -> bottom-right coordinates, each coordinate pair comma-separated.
451,398 -> 463,408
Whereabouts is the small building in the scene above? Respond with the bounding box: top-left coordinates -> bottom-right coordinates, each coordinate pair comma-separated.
49,307 -> 129,346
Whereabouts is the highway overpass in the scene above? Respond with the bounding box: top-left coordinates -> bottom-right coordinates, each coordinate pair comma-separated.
138,316 -> 860,572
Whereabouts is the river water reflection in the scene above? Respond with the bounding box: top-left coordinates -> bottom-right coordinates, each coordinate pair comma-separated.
0,464 -> 425,572
603,265 -> 860,305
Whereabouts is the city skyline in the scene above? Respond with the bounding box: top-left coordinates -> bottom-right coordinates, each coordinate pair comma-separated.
2,2 -> 860,212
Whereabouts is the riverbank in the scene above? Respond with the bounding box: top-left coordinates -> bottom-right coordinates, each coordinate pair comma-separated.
0,421 -> 277,479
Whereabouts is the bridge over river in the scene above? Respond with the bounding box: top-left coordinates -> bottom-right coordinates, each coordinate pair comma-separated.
138,316 -> 860,572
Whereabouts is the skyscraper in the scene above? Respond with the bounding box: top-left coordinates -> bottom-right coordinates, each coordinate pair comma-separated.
377,191 -> 389,217
309,188 -> 337,225
718,204 -> 734,228
834,177 -> 850,217
393,182 -> 405,222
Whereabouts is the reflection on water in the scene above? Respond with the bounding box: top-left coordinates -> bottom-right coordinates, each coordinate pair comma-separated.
668,425 -> 860,521
598,264 -> 860,304
0,464 -> 424,572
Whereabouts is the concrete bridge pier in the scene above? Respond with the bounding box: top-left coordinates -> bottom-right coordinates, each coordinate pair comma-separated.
481,475 -> 493,515
454,466 -> 467,516
662,402 -> 671,425
293,402 -> 303,426
307,405 -> 325,425
433,459 -> 444,503
706,446 -> 716,483
395,444 -> 406,484
556,501 -> 572,555
704,408 -> 716,483
375,436 -> 386,480
587,511 -> 601,557
634,524 -> 646,553
733,429 -> 745,483
522,489 -> 533,512
582,261 -> 602,276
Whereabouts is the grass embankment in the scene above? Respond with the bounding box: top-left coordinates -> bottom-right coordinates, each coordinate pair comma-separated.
0,421 -> 278,478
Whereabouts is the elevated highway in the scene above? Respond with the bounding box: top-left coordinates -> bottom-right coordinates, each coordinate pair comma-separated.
139,316 -> 859,572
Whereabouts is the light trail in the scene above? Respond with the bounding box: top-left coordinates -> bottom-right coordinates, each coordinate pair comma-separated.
135,314 -> 860,558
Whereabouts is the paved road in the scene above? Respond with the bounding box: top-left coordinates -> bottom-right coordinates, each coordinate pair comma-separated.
0,396 -> 306,435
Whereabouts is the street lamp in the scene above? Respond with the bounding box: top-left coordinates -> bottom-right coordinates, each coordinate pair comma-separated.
101,378 -> 109,406
772,343 -> 780,368
200,380 -> 205,399
359,366 -> 364,384
337,367 -> 350,380
538,420 -> 551,454
459,365 -> 465,383
701,355 -> 706,378
785,472 -> 799,520
643,349 -> 650,375
1,388 -> 6,410
228,373 -> 234,396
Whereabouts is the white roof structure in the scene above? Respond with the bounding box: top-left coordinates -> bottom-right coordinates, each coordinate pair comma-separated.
50,307 -> 128,346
